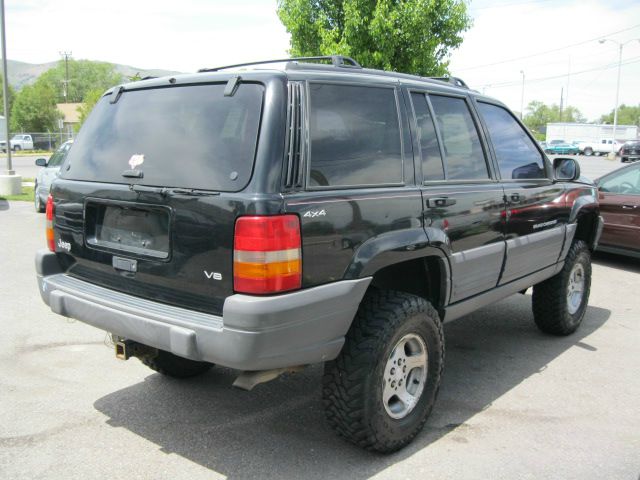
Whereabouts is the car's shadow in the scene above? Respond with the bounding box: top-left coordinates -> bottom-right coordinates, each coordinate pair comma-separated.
0,199 -> 9,211
94,296 -> 610,479
593,251 -> 640,274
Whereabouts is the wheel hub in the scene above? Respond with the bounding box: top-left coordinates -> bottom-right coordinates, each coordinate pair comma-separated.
567,263 -> 585,315
382,333 -> 428,419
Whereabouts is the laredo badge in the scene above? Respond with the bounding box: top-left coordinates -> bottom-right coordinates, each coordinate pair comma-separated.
128,154 -> 145,169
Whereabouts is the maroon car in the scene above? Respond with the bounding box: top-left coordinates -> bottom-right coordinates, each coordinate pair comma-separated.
596,162 -> 640,258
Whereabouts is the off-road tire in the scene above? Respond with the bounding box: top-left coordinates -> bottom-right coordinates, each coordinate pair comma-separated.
532,240 -> 591,335
322,289 -> 444,453
140,349 -> 213,378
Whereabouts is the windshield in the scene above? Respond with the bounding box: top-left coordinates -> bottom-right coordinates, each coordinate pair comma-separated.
48,142 -> 73,167
62,82 -> 264,192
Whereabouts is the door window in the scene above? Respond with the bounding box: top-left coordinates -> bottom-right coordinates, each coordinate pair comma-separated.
429,95 -> 489,180
599,166 -> 640,195
477,102 -> 546,180
411,92 -> 444,181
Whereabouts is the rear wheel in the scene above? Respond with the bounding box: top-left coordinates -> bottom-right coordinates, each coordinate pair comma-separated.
140,349 -> 213,378
322,290 -> 444,453
532,240 -> 591,335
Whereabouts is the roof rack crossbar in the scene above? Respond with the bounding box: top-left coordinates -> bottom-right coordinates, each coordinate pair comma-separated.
198,55 -> 361,73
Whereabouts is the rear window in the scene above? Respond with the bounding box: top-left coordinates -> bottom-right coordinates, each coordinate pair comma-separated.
62,83 -> 264,192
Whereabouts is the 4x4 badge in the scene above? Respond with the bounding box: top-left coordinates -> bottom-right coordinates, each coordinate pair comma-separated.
303,209 -> 326,218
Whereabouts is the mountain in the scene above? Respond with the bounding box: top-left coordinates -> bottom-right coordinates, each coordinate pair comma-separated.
5,59 -> 181,90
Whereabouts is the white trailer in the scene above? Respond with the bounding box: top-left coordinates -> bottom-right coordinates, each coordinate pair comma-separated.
546,123 -> 637,144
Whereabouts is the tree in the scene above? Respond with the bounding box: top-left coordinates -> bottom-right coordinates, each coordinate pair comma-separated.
599,104 -> 640,127
10,82 -> 61,132
75,88 -> 104,131
277,0 -> 472,76
37,59 -> 122,103
523,100 -> 586,133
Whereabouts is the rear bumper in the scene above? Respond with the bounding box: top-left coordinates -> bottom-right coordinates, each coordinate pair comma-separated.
36,250 -> 371,370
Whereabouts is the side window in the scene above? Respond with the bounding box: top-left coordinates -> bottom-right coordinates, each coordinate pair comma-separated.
477,102 -> 546,180
429,95 -> 489,180
308,84 -> 402,187
410,92 -> 444,181
599,167 -> 640,195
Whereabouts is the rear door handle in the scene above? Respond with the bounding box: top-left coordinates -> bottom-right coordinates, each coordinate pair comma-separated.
622,204 -> 637,209
427,197 -> 456,208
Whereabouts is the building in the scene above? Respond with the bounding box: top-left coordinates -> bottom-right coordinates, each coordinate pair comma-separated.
546,122 -> 638,144
56,103 -> 82,134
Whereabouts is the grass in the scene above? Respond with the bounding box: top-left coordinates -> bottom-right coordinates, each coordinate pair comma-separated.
0,178 -> 35,202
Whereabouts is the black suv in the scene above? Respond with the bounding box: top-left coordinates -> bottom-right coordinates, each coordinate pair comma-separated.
36,56 -> 603,453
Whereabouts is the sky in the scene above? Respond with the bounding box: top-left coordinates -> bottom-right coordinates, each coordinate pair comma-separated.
5,0 -> 640,121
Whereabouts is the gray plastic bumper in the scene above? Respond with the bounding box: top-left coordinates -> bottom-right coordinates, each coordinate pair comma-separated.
35,250 -> 371,371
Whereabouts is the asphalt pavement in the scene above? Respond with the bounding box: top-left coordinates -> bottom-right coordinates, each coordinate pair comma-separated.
0,199 -> 638,479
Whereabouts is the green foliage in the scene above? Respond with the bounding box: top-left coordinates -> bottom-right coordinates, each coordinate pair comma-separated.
9,82 -> 61,132
277,0 -> 472,76
75,88 -> 104,132
37,59 -> 122,103
0,76 -> 16,117
523,100 -> 586,133
599,104 -> 640,127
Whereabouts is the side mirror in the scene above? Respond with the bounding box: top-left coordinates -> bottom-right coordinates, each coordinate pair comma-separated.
35,158 -> 47,167
553,157 -> 580,181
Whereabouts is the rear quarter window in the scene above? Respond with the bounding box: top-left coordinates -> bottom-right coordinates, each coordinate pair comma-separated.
308,83 -> 403,188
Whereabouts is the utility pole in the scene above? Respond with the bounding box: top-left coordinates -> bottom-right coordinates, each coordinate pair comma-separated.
519,70 -> 525,120
599,38 -> 640,154
0,0 -> 20,196
59,51 -> 72,102
1,0 -> 12,174
559,87 -> 564,122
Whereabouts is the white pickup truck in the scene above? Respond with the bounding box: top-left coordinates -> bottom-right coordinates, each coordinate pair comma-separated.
0,134 -> 35,152
576,139 -> 623,156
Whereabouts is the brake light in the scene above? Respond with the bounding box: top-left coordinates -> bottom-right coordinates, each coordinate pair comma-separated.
233,215 -> 301,294
45,194 -> 55,252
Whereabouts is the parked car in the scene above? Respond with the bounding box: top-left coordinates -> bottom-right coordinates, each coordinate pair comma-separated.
596,162 -> 640,258
0,134 -> 34,152
35,56 -> 602,453
577,139 -> 624,156
545,139 -> 579,155
620,140 -> 640,163
34,140 -> 73,212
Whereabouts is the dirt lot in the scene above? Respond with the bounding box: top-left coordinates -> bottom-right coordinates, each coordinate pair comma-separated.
0,200 -> 638,480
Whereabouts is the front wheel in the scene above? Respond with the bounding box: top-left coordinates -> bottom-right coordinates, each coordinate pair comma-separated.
584,147 -> 593,156
532,240 -> 591,335
34,185 -> 45,212
322,290 -> 444,453
13,145 -> 21,152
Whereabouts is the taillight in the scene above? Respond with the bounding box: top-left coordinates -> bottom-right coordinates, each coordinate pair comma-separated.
233,215 -> 301,294
45,194 -> 55,252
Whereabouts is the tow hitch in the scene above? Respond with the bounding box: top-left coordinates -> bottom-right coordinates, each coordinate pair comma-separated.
114,339 -> 157,361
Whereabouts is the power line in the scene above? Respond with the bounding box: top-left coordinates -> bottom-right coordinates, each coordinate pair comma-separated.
457,24 -> 640,72
472,0 -> 555,11
479,56 -> 640,89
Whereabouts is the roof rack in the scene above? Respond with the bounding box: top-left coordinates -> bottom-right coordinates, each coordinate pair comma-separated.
198,55 -> 362,73
429,76 -> 469,89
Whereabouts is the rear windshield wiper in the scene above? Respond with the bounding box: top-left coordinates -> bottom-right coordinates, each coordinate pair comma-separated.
129,184 -> 220,197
